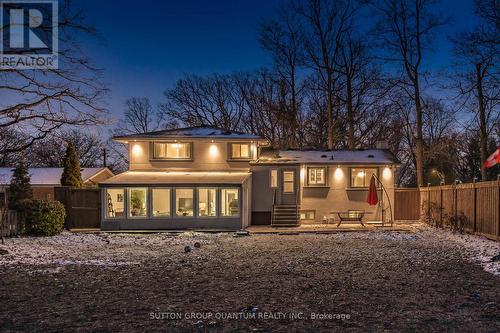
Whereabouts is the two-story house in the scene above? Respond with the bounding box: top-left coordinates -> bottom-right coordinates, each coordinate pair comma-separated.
100,126 -> 399,231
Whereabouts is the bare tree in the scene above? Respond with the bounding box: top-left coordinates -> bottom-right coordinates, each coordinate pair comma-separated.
293,0 -> 356,149
259,4 -> 305,148
115,97 -> 158,135
0,0 -> 108,156
368,0 -> 446,186
452,0 -> 499,180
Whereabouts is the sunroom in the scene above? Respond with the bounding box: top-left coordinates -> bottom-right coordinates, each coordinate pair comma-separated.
99,171 -> 252,230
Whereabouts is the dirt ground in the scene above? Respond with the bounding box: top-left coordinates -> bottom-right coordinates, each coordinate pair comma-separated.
0,228 -> 499,332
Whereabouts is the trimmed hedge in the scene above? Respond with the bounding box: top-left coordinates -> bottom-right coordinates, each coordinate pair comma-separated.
24,199 -> 66,236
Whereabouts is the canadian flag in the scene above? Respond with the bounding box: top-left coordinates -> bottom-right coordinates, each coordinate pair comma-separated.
483,147 -> 500,169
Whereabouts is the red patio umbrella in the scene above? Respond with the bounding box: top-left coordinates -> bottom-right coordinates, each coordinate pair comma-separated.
367,175 -> 379,205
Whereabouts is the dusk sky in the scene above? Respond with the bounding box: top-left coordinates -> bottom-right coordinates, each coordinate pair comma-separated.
74,0 -> 478,122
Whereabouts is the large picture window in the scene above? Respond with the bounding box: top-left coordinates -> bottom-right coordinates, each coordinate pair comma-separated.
350,168 -> 378,188
198,188 -> 217,217
283,171 -> 295,193
175,189 -> 194,216
230,143 -> 251,159
106,188 -> 125,218
308,167 -> 326,185
152,188 -> 171,217
128,188 -> 148,218
221,188 -> 239,216
153,142 -> 191,159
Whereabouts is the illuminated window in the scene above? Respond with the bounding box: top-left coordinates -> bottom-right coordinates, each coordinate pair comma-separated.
153,142 -> 191,159
270,169 -> 278,188
128,188 -> 148,218
308,167 -> 326,185
175,189 -> 194,216
230,143 -> 251,159
300,210 -> 315,220
152,188 -> 171,217
350,168 -> 377,188
106,188 -> 125,218
283,171 -> 295,193
198,188 -> 217,217
221,188 -> 239,216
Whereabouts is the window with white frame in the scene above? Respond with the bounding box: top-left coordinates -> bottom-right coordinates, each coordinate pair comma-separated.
350,168 -> 378,188
152,188 -> 171,217
230,143 -> 251,159
300,210 -> 315,220
175,188 -> 194,216
128,188 -> 148,218
308,167 -> 326,185
198,188 -> 217,217
153,142 -> 191,159
270,169 -> 278,188
221,188 -> 239,216
283,171 -> 295,193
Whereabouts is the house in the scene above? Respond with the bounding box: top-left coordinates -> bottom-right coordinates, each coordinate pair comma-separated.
100,126 -> 399,230
0,167 -> 114,202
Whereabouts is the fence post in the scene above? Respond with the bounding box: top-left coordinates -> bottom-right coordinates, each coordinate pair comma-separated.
439,184 -> 443,226
497,176 -> 499,241
427,183 -> 430,223
472,178 -> 477,234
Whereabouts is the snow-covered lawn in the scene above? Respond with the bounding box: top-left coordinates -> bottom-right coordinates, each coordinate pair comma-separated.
0,227 -> 498,332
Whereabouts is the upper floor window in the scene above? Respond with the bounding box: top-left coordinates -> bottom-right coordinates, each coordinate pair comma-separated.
230,143 -> 251,160
308,167 -> 326,186
153,142 -> 191,159
350,167 -> 378,188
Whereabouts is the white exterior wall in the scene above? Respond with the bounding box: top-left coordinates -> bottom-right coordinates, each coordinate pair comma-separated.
299,165 -> 396,223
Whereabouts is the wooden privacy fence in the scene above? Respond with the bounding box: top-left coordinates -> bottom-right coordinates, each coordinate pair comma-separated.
0,210 -> 20,237
394,188 -> 420,221
55,187 -> 101,229
420,180 -> 500,241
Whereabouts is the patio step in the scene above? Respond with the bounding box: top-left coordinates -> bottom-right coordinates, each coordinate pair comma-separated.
272,204 -> 300,226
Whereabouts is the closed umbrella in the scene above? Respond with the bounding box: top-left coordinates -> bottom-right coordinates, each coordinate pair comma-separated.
367,175 -> 378,205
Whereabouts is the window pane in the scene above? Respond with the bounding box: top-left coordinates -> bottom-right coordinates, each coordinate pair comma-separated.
270,169 -> 278,188
106,188 -> 125,218
308,169 -> 316,183
351,168 -> 364,187
316,169 -> 325,184
154,143 -> 190,159
152,188 -> 170,217
231,144 -> 240,158
364,169 -> 377,186
240,144 -> 249,158
221,188 -> 239,216
175,189 -> 194,216
283,171 -> 294,193
198,188 -> 216,217
129,188 -> 147,217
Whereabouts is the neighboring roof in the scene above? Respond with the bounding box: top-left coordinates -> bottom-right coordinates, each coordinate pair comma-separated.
100,171 -> 251,185
253,149 -> 400,165
0,167 -> 113,186
113,126 -> 266,141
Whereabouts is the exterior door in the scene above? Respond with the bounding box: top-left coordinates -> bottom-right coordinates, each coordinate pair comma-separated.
280,169 -> 298,205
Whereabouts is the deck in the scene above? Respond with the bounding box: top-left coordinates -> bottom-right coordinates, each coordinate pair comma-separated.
246,222 -> 419,234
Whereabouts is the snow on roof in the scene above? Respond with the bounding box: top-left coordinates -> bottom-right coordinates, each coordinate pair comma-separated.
100,171 -> 251,185
0,168 -> 110,185
254,149 -> 399,165
114,126 -> 266,141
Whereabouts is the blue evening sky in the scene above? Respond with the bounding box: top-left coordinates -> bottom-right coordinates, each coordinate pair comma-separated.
74,0 -> 477,122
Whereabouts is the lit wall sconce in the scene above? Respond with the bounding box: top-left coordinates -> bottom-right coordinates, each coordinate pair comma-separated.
334,167 -> 344,181
132,144 -> 143,157
209,144 -> 219,158
383,167 -> 392,180
300,167 -> 306,182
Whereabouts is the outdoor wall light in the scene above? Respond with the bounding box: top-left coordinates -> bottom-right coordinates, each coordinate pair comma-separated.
132,144 -> 143,157
209,144 -> 219,158
383,167 -> 391,180
300,167 -> 306,182
334,167 -> 343,181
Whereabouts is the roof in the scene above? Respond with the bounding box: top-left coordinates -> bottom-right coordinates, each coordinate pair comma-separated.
113,126 -> 266,141
0,167 -> 113,186
100,171 -> 251,185
253,149 -> 400,165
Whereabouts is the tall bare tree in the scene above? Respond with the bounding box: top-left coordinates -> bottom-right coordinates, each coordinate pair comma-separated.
368,0 -> 446,186
259,4 -> 305,148
0,0 -> 108,156
115,97 -> 158,135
